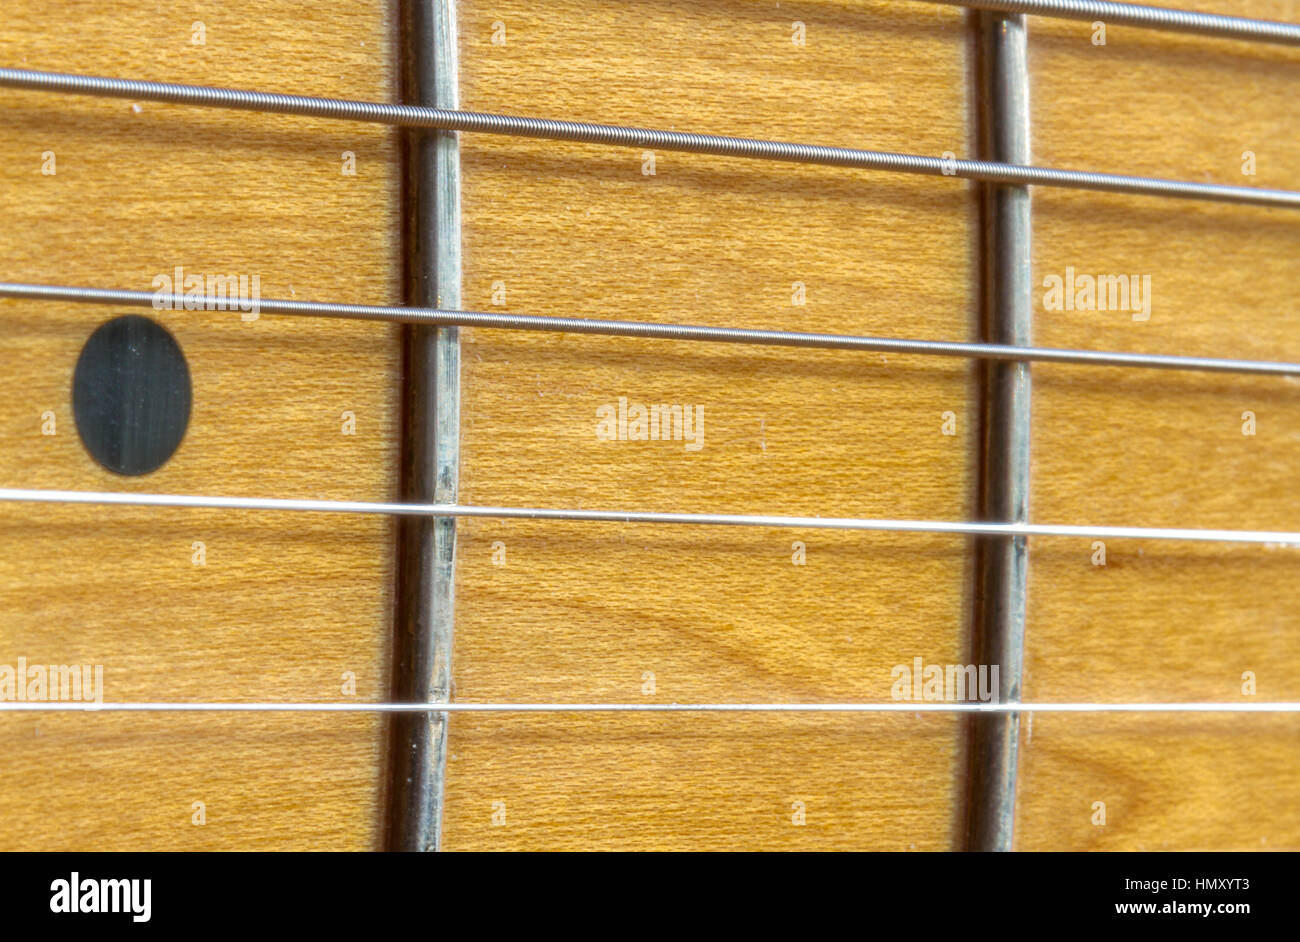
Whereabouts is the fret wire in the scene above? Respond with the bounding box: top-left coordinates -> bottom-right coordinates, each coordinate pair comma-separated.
2,67 -> 1298,210
5,281 -> 1300,379
3,7 -> 1295,834
1,701 -> 1298,713
925,0 -> 1300,47
4,487 -> 1300,546
388,0 -> 460,855
968,8 -> 1032,854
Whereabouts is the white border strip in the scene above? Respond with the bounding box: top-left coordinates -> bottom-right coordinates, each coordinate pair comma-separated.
0,701 -> 1295,713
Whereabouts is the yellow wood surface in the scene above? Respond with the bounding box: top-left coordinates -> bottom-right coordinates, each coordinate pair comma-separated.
0,0 -> 1295,850
443,0 -> 975,849
0,1 -> 402,849
1019,1 -> 1300,850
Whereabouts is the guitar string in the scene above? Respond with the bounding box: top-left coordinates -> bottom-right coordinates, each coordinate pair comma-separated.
3,4 -> 1297,723
1,66 -> 1298,210
1,702 -> 1298,713
922,0 -> 1300,46
3,487 -> 1300,546
4,282 -> 1300,379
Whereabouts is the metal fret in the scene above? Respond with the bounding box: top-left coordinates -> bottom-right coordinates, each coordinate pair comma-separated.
387,0 -> 461,856
968,10 -> 1032,854
2,0 -> 1298,851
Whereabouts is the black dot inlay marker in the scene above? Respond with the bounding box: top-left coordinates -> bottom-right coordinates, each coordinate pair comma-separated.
72,315 -> 192,476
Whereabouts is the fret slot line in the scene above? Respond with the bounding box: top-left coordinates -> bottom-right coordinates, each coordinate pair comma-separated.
1,66 -> 1298,209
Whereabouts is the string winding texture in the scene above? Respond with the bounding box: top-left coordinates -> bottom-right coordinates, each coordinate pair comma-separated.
1,66 -> 1299,209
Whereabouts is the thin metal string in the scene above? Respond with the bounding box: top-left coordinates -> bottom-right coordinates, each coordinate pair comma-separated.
4,2 -> 1298,725
1,67 -> 1297,209
0,702 -> 1296,713
923,0 -> 1300,46
5,282 -> 1300,379
3,488 -> 1300,545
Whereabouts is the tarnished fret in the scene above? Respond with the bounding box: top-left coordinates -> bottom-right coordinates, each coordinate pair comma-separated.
388,0 -> 462,855
968,10 -> 1033,853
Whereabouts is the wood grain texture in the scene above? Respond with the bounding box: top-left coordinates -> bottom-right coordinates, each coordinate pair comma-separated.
1018,0 -> 1300,849
442,0 -> 978,849
1,0 -> 1296,851
0,1 -> 402,849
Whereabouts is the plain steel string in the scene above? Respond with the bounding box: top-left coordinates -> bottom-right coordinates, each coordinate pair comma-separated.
1,67 -> 1299,210
921,0 -> 1300,46
1,702 -> 1298,713
5,282 -> 1300,379
4,488 -> 1300,545
5,4 -> 1299,722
